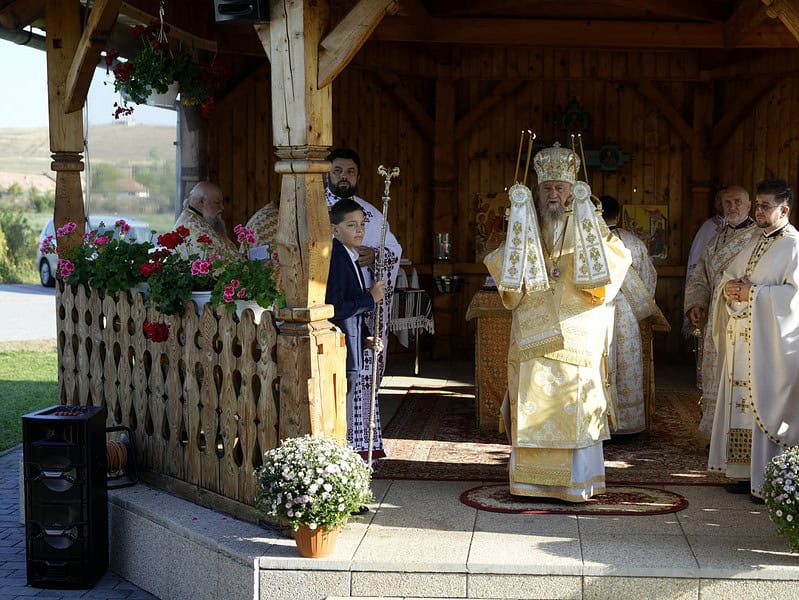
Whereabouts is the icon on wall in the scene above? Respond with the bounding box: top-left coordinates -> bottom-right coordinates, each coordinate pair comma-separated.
622,204 -> 669,261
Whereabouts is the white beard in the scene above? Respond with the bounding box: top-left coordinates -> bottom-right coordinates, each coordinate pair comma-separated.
207,214 -> 227,237
538,198 -> 567,246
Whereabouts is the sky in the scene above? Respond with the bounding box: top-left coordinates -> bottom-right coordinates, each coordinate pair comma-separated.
0,38 -> 175,128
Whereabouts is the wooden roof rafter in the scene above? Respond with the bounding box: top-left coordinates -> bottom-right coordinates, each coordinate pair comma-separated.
0,0 -> 45,29
763,0 -> 799,40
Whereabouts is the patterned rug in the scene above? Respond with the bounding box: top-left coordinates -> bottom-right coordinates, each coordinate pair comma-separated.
373,385 -> 728,485
459,484 -> 689,515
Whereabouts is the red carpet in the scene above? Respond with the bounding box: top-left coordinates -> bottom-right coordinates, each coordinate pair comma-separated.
460,484 -> 689,515
373,384 -> 728,485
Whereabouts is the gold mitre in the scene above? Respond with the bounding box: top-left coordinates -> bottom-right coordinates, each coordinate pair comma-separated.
533,142 -> 580,185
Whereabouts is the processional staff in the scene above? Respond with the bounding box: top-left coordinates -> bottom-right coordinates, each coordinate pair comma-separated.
367,164 -> 400,468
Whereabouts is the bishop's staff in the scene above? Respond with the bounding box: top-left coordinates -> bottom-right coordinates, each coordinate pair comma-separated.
368,164 -> 400,467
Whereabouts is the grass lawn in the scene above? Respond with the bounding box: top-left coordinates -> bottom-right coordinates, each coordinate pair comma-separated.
0,350 -> 58,451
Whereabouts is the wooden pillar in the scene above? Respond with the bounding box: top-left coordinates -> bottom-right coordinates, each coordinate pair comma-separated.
45,0 -> 85,252
687,83 -> 715,262
431,77 -> 457,359
178,105 -> 208,217
263,0 -> 346,442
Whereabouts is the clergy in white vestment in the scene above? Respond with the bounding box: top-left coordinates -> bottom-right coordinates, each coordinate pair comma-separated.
683,193 -> 725,338
324,148 -> 402,460
708,178 -> 799,499
600,195 -> 660,434
683,186 -> 758,442
484,143 -> 630,502
174,181 -> 238,261
245,202 -> 281,283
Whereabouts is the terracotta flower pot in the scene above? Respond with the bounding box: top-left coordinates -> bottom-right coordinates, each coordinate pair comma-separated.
292,524 -> 339,558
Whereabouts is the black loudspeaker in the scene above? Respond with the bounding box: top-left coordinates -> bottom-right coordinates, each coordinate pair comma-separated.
23,405 -> 108,589
213,0 -> 269,23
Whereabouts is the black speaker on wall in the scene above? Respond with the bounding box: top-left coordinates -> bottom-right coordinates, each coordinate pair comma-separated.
22,405 -> 108,589
213,0 -> 269,23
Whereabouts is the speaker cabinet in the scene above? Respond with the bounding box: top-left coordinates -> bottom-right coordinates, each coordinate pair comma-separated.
213,0 -> 268,23
23,405 -> 108,589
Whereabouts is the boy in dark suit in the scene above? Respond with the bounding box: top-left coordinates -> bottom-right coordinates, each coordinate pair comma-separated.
326,198 -> 386,453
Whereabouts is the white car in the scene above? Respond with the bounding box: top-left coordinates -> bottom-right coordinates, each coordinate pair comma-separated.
37,216 -> 152,287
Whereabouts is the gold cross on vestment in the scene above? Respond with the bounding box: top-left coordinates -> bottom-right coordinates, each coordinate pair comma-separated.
735,397 -> 751,412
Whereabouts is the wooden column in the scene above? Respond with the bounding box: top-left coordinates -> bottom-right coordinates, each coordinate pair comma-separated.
431,77 -> 457,359
262,0 -> 346,442
45,0 -> 85,252
178,105 -> 208,217
687,83 -> 715,262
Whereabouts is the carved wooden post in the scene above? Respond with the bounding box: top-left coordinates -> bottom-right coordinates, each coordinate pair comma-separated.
260,0 -> 346,442
46,0 -> 86,252
178,105 -> 207,217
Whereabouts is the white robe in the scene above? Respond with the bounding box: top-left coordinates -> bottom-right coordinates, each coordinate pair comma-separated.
607,228 -> 657,434
325,189 -> 402,456
708,224 -> 799,496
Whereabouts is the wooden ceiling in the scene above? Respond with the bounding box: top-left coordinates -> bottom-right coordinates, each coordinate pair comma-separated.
2,1 -> 798,58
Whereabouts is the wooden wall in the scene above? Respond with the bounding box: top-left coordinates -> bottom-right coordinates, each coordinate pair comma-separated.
208,44 -> 799,362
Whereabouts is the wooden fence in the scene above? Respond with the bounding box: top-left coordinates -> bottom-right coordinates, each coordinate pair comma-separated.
56,283 -> 279,516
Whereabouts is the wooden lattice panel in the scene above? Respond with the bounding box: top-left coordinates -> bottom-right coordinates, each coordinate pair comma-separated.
56,283 -> 279,509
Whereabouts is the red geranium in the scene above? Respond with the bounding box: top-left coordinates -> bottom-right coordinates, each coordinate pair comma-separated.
143,320 -> 170,342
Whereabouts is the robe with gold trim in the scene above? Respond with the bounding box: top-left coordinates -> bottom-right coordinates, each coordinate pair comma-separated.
486,222 -> 630,502
708,224 -> 799,496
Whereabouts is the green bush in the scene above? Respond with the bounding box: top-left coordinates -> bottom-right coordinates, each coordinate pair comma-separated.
29,186 -> 55,213
0,210 -> 36,266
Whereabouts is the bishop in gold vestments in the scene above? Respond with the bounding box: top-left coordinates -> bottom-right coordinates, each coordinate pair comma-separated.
485,143 -> 630,502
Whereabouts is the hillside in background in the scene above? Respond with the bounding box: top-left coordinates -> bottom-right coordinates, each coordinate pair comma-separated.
0,124 -> 177,176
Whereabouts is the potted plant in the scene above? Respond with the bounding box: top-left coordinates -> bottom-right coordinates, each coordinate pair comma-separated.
106,21 -> 227,119
210,224 -> 283,323
142,226 -> 218,318
42,219 -> 154,295
762,446 -> 799,552
254,435 -> 372,558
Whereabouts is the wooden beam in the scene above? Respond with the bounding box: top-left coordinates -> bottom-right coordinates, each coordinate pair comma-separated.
253,22 -> 270,61
711,76 -> 780,148
455,79 -> 525,142
64,0 -> 123,114
605,0 -> 728,22
371,70 -> 434,140
373,16 -> 799,48
317,0 -> 394,89
635,80 -> 695,146
725,0 -> 770,47
119,1 -> 217,53
396,0 -> 428,19
763,0 -> 799,41
0,0 -> 44,29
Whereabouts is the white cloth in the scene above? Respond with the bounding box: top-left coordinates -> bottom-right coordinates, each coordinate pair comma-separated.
683,215 -> 725,336
326,189 -> 402,455
607,228 -> 657,434
708,224 -> 799,496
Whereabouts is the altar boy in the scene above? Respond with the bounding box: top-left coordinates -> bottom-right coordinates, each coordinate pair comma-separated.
326,199 -> 385,451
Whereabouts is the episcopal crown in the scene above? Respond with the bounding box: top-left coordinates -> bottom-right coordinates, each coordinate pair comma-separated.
533,142 -> 581,185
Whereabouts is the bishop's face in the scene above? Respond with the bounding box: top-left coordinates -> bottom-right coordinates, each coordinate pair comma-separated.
538,180 -> 572,223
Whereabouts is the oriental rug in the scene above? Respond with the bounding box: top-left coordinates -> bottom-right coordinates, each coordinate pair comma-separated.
372,385 -> 728,485
459,484 -> 688,515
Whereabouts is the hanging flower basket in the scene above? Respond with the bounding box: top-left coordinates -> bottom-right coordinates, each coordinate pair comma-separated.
144,80 -> 179,108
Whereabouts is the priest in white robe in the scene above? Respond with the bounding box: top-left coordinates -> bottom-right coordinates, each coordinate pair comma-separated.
600,195 -> 661,434
325,148 -> 402,460
708,178 -> 799,499
485,143 -> 630,502
683,185 -> 757,442
174,181 -> 238,261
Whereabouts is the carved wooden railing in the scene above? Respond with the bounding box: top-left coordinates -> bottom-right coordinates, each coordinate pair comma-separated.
56,283 -> 279,516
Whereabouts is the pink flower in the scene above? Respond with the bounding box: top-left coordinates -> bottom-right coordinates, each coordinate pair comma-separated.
191,258 -> 211,276
115,220 -> 130,235
57,221 -> 77,237
230,279 -> 240,289
94,235 -> 111,246
234,225 -> 256,245
40,235 -> 55,256
57,259 -> 75,279
223,287 -> 235,303
271,251 -> 280,264
236,288 -> 246,299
